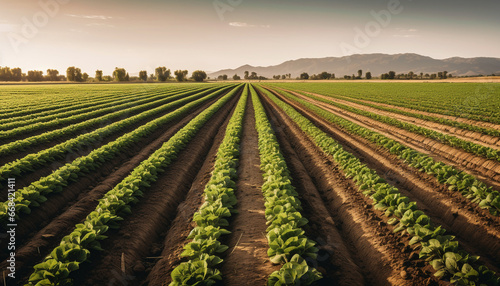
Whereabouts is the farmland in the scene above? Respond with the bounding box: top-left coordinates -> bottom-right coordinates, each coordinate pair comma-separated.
0,82 -> 499,286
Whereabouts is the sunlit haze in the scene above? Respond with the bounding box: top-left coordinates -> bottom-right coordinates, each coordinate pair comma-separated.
1,0 -> 499,76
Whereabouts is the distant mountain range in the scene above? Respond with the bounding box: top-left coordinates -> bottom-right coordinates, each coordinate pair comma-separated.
208,53 -> 500,78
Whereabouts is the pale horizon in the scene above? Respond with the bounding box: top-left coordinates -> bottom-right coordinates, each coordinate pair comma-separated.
1,0 -> 499,76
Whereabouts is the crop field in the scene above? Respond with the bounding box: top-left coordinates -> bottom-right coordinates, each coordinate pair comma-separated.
0,82 -> 499,286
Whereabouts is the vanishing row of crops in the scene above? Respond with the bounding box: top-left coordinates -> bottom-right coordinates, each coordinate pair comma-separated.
0,82 -> 499,285
256,84 -> 500,285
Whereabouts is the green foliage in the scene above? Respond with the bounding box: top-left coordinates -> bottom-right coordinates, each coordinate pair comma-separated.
170,255 -> 222,286
155,67 -> 171,81
26,85 -> 242,285
251,86 -> 322,285
0,86 -> 236,226
169,85 -> 248,285
192,70 -> 207,82
256,84 -> 499,286
267,87 -> 500,216
268,255 -> 323,286
175,70 -> 189,82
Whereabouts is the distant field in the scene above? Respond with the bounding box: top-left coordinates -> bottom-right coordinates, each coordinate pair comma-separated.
1,83 -> 499,286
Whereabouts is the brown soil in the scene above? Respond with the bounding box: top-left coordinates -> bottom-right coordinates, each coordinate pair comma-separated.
277,88 -> 500,148
219,95 -> 280,286
263,87 -> 500,271
278,88 -> 500,186
0,88 -> 196,167
3,92 -> 229,283
263,98 -> 365,286
72,91 -> 240,286
295,89 -> 500,131
141,132 -> 222,286
259,90 -> 441,286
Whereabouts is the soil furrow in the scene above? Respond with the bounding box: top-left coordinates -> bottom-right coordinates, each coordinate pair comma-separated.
296,89 -> 500,131
72,91 -> 240,286
219,95 -> 280,286
259,90 -> 440,286
279,88 -> 500,148
264,88 -> 500,271
0,88 -> 203,167
262,97 -> 366,286
1,94 -> 226,282
283,88 -> 500,185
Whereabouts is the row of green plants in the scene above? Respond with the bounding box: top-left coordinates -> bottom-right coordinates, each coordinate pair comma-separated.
0,88 -> 137,120
26,85 -> 242,286
272,83 -> 500,124
252,86 -> 323,286
0,87 -> 151,125
0,85 -> 230,182
0,85 -> 195,130
169,85 -> 248,285
0,85 -> 223,156
265,87 -> 500,216
0,85 -> 236,225
256,85 -> 500,285
0,86 -> 231,186
0,84 -> 193,118
276,85 -> 500,138
292,89 -> 500,163
0,86 -> 201,141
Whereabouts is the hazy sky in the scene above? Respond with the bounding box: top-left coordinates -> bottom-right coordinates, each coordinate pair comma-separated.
0,0 -> 499,76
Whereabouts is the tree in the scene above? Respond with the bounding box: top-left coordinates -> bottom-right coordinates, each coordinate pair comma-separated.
250,72 -> 258,79
139,70 -> 148,81
430,73 -> 437,79
281,75 -> 286,80
11,68 -> 22,81
27,70 -> 44,82
222,74 -> 228,80
300,72 -> 309,80
174,70 -> 188,82
443,71 -> 448,79
319,72 -> 332,80
66,67 -> 83,82
82,73 -> 89,82
66,67 -> 75,81
357,69 -> 363,79
113,67 -> 127,81
438,72 -> 443,79
0,67 -> 13,81
155,67 -> 171,82
233,74 -> 241,80
331,73 -> 335,79
388,71 -> 396,79
420,72 -> 424,79
125,73 -> 130,81
45,69 -> 59,81
244,71 -> 249,80
365,72 -> 372,79
95,70 -> 103,81
192,70 -> 207,82
408,71 -> 414,79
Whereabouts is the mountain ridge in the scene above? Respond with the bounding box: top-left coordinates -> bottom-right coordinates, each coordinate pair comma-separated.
208,53 -> 500,78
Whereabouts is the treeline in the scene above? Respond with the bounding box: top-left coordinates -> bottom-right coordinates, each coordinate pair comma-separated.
380,70 -> 452,80
0,66 -> 209,83
0,65 -> 459,83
